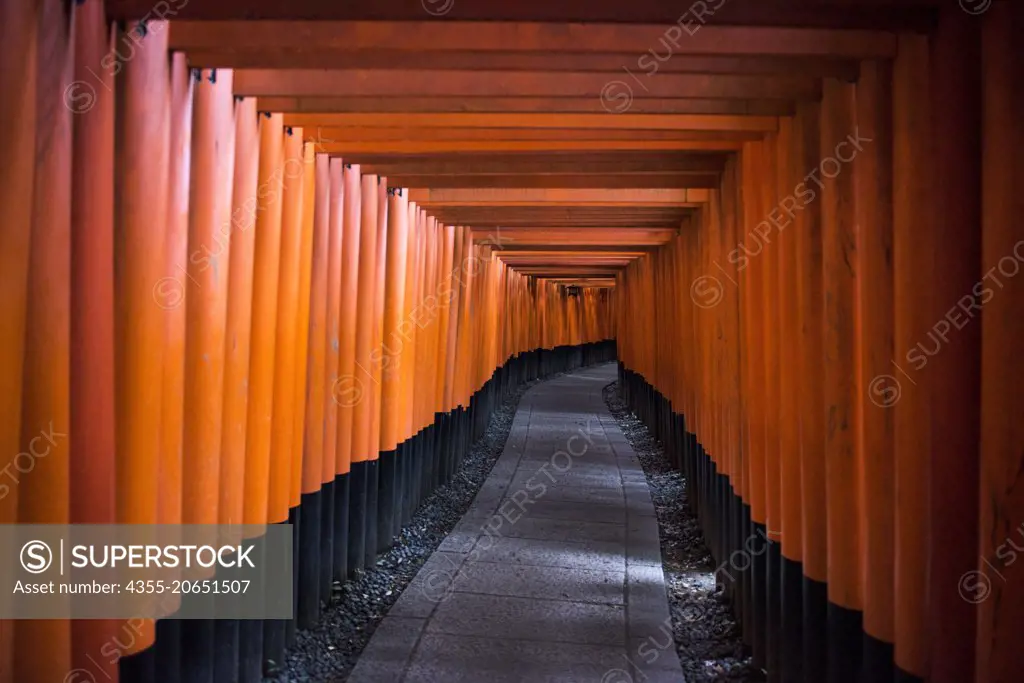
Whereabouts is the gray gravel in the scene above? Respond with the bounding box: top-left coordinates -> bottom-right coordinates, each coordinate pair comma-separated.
265,379 -> 536,683
603,381 -> 765,683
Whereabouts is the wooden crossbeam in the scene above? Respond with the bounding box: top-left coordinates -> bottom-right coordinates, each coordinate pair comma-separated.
537,278 -> 617,287
313,140 -> 745,152
391,174 -> 720,189
167,21 -> 899,57
513,267 -> 624,275
470,227 -> 679,246
284,113 -> 778,131
304,127 -> 763,142
185,51 -> 862,79
409,188 -> 708,205
425,205 -> 695,227
338,153 -> 727,175
256,97 -> 796,115
235,69 -> 818,99
124,1 -> 936,29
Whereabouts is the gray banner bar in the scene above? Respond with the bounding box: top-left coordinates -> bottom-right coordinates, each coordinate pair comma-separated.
0,525 -> 293,619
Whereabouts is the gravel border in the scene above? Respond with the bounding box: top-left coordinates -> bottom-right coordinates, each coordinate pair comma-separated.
266,378 -> 538,682
603,381 -> 765,683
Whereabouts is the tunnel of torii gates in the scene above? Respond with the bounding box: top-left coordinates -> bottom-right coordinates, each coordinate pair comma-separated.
0,0 -> 1021,682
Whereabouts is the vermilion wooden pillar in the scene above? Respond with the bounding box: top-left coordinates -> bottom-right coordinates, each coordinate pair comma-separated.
17,1 -> 75,680
162,52 -> 193,524
761,129 -> 783,683
240,110 -> 280,683
181,67 -> 235,683
740,141 -> 768,667
243,111 -> 283,534
268,127 -> 303,528
977,3 -> 1024,681
333,163 -> 362,581
318,155 -> 344,573
398,204 -> 423,522
114,19 -> 171,683
213,92 -> 257,683
379,189 -> 410,548
271,128 -> 307,649
368,181 -> 388,548
437,224 -> 456,426
794,99 -> 828,683
221,97 -> 259,530
0,17 -> 38,632
820,77 -> 864,683
853,60 -> 896,682
348,174 -> 380,574
927,7 -> 982,683
776,116 -> 805,683
400,205 -> 422,458
443,226 -> 465,416
453,227 -> 475,420
297,153 -> 329,628
294,143 -> 318,608
0,0 -> 37,659
891,32 -> 931,683
153,47 -> 193,683
70,3 -> 117,682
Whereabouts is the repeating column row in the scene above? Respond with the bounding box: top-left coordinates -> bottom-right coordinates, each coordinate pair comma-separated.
616,7 -> 1022,683
0,5 -> 615,682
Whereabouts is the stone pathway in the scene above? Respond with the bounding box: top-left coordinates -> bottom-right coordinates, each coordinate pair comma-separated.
347,363 -> 685,683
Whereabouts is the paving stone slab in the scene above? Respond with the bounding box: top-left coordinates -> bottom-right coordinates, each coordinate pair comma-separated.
404,634 -> 630,683
389,551 -> 470,619
450,560 -> 625,605
520,482 -> 625,505
484,515 -> 627,545
520,498 -> 628,525
346,617 -> 428,683
466,534 -> 627,573
426,592 -> 625,645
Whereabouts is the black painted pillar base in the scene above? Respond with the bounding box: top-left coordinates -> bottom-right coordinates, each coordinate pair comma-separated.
767,539 -> 782,683
332,472 -> 350,585
751,521 -> 767,670
214,619 -> 240,683
894,666 -> 925,683
436,414 -> 449,489
827,601 -> 863,683
411,429 -> 424,514
862,633 -> 895,683
119,643 -> 157,683
238,531 -> 267,683
428,417 -> 442,499
287,505 -> 300,646
780,555 -> 804,683
319,479 -> 335,604
741,504 -> 754,650
378,449 -> 397,553
803,576 -> 828,682
401,439 -> 412,522
261,617 -> 286,677
398,439 -> 412,527
181,619 -> 215,683
297,489 -> 321,629
347,461 -> 368,576
394,441 -> 407,538
364,458 -> 380,569
238,618 -> 263,683
263,515 -> 292,675
155,618 -> 181,683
